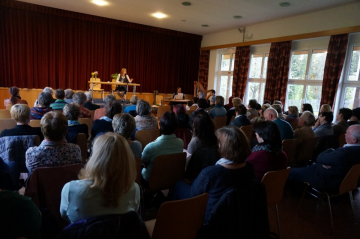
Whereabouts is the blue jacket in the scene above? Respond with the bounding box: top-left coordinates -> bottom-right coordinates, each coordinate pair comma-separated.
230,115 -> 251,128
273,118 -> 293,140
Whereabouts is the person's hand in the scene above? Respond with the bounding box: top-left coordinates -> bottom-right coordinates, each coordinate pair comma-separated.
129,78 -> 133,83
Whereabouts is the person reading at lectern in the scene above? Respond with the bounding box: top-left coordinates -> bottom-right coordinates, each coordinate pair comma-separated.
115,68 -> 133,101
173,87 -> 185,100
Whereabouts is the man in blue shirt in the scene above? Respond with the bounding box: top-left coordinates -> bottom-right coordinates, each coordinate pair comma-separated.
264,108 -> 293,140
209,96 -> 227,119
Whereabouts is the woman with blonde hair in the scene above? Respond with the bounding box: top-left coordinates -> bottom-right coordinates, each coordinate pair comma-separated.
60,132 -> 139,223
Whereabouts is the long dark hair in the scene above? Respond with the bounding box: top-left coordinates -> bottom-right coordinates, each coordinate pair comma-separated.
253,121 -> 282,153
193,112 -> 217,145
9,86 -> 20,105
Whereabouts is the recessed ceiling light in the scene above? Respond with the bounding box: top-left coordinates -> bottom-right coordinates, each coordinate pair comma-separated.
182,2 -> 191,6
202,25 -> 209,27
279,2 -> 290,7
92,0 -> 108,6
233,16 -> 242,19
152,13 -> 167,19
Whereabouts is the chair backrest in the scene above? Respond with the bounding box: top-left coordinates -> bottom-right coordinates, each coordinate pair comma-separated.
151,193 -> 209,239
156,105 -> 171,119
295,137 -> 318,165
0,118 -> 16,132
135,158 -> 142,186
338,164 -> 360,195
78,118 -> 92,140
29,120 -> 41,127
282,139 -> 298,164
148,152 -> 186,191
261,168 -> 291,206
135,129 -> 160,149
174,128 -> 192,149
0,109 -> 11,118
76,133 -> 88,163
213,116 -> 227,131
89,110 -> 95,122
90,78 -> 102,90
240,125 -> 253,143
189,105 -> 197,111
338,133 -> 346,148
290,121 -> 298,130
186,110 -> 194,116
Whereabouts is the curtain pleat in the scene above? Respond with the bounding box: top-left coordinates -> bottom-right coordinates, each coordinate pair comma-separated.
198,50 -> 210,92
232,46 -> 250,101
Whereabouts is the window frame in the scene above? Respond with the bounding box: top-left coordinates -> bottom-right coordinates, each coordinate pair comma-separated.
216,48 -> 236,104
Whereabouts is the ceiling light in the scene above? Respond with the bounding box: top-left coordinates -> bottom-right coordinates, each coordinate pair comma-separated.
182,2 -> 192,6
202,25 -> 209,27
152,13 -> 167,19
233,16 -> 242,19
279,2 -> 290,7
92,0 -> 108,6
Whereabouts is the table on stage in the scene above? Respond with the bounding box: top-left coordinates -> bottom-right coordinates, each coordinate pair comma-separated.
88,81 -> 140,99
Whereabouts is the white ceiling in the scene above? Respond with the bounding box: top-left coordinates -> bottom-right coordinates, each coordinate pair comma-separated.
17,0 -> 357,35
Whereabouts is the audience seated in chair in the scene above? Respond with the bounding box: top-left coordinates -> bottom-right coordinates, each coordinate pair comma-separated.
251,103 -> 271,124
30,92 -> 53,120
135,99 -> 158,131
173,103 -> 191,130
4,86 -> 28,109
189,98 -> 208,128
93,94 -> 116,120
246,121 -> 288,181
333,107 -> 352,138
113,113 -> 142,159
83,91 -> 100,111
209,96 -> 227,119
230,104 -> 251,128
349,107 -> 360,126
264,108 -> 293,140
64,89 -> 74,104
285,106 -> 299,124
72,92 -> 91,118
226,97 -> 241,125
294,111 -> 316,141
26,111 -> 81,174
247,99 -> 259,118
288,125 -> 360,193
63,103 -> 89,144
272,104 -> 285,120
34,87 -> 56,107
50,89 -> 68,111
124,95 -> 139,114
312,111 -> 334,138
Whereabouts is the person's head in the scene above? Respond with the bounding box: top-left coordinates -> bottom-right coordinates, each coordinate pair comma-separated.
288,106 -> 299,118
37,92 -> 52,107
120,68 -> 127,75
79,132 -> 136,207
253,121 -> 282,150
136,99 -> 151,116
160,111 -> 177,135
210,89 -> 215,96
63,103 -> 80,121
301,103 -> 314,114
64,89 -> 74,99
271,104 -> 282,115
259,104 -> 271,117
104,94 -> 116,104
85,92 -> 93,102
177,87 -> 182,93
43,87 -> 54,96
320,104 -> 332,113
9,87 -> 20,105
10,104 -> 30,124
72,92 -> 87,106
197,98 -> 208,109
319,111 -> 333,124
216,126 -> 250,164
248,99 -> 258,109
235,104 -> 247,116
298,111 -> 315,127
263,100 -> 271,105
215,96 -> 224,106
193,97 -> 199,104
232,97 -> 242,108
112,113 -> 136,140
336,108 -> 353,122
345,125 -> 360,145
351,108 -> 360,122
255,103 -> 261,111
263,108 -> 278,121
40,111 -> 67,141
54,89 -> 65,100
173,104 -> 186,115
105,101 -> 122,119
193,112 -> 216,140
130,95 -> 139,105
273,100 -> 282,106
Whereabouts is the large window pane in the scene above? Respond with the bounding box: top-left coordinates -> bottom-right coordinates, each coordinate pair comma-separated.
343,87 -> 360,109
220,76 -> 229,98
247,82 -> 260,102
287,84 -> 304,110
249,54 -> 263,78
221,54 -> 231,71
228,76 -> 233,101
348,46 -> 360,81
260,83 -> 265,104
262,53 -> 269,78
308,49 -> 327,80
305,85 -> 322,115
230,53 -> 235,71
290,51 -> 308,79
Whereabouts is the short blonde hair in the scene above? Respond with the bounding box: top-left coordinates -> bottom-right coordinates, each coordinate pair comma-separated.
10,104 -> 30,123
40,111 -> 67,141
232,97 -> 242,108
288,106 -> 299,117
300,111 -> 315,126
79,132 -> 136,207
320,104 -> 332,113
215,96 -> 224,106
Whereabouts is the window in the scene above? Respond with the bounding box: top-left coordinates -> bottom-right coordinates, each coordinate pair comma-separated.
217,50 -> 235,103
286,48 -> 327,116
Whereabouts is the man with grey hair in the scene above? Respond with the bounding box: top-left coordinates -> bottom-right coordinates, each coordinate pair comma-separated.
83,92 -> 100,111
124,95 -> 139,114
264,108 -> 293,140
64,89 -> 74,103
288,125 -> 360,192
34,87 -> 55,106
93,94 -> 117,120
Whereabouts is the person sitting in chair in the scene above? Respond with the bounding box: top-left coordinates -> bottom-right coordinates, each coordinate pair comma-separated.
115,68 -> 133,101
173,87 -> 185,100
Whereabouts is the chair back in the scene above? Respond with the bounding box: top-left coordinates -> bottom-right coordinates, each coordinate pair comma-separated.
155,95 -> 163,105
338,133 -> 346,148
338,164 -> 360,196
282,139 -> 298,164
89,110 -> 95,122
213,116 -> 227,131
76,133 -> 88,163
290,121 -> 298,130
174,128 -> 192,149
0,109 -> 11,118
149,193 -> 209,239
78,118 -> 92,140
261,168 -> 291,206
189,105 -> 197,111
90,78 -> 102,90
295,137 -> 318,165
0,119 -> 16,132
135,158 -> 142,186
25,164 -> 84,229
157,105 -> 171,119
148,152 -> 186,191
29,120 -> 41,127
240,125 -> 253,143
135,129 -> 160,149
186,110 -> 194,116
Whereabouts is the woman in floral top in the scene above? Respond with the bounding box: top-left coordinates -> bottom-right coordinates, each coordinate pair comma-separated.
26,111 -> 82,174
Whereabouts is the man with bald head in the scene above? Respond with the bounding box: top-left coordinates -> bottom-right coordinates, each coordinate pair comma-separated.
263,108 -> 293,140
288,125 -> 360,193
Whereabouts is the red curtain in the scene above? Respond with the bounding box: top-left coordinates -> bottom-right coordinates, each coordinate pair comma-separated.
320,34 -> 348,107
263,41 -> 292,105
198,50 -> 210,93
232,46 -> 250,101
0,1 -> 202,94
